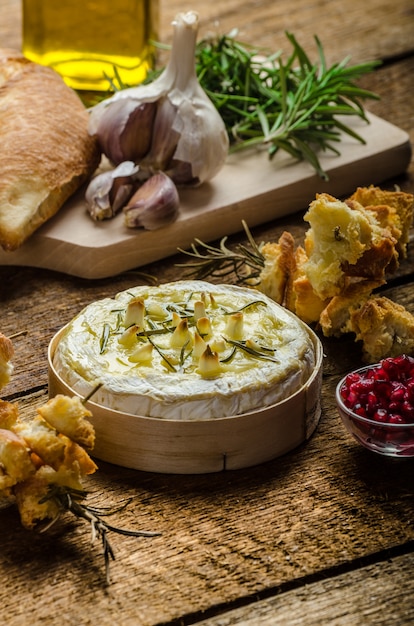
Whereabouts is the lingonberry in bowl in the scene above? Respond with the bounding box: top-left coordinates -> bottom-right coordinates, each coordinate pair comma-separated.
336,354 -> 414,457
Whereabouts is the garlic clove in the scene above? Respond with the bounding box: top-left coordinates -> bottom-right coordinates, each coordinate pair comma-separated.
225,312 -> 244,340
171,311 -> 182,328
197,345 -> 223,378
118,325 -> 140,348
142,97 -> 182,172
170,318 -> 193,349
166,94 -> 229,186
210,337 -> 227,353
193,300 -> 206,321
196,316 -> 212,340
124,296 -> 146,328
124,171 -> 179,230
193,331 -> 207,359
95,99 -> 157,166
166,160 -> 198,186
129,342 -> 154,364
85,161 -> 139,221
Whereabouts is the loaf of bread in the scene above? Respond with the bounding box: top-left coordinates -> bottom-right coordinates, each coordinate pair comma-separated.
0,50 -> 101,251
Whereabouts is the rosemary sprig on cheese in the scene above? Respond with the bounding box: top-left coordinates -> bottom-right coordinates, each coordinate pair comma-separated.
223,337 -> 279,362
98,288 -> 280,376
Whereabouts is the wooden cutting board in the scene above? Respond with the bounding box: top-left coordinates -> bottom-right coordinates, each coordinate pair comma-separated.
0,112 -> 411,279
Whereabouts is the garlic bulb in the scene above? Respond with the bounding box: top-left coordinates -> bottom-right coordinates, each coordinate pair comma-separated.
89,11 -> 229,186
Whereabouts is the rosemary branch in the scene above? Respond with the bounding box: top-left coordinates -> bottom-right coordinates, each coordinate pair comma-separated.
40,486 -> 161,585
176,220 -> 264,284
195,31 -> 380,179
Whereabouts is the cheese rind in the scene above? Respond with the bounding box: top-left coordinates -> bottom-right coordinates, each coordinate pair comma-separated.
53,281 -> 316,420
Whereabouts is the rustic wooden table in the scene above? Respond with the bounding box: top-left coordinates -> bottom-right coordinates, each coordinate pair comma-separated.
1,1 -> 414,624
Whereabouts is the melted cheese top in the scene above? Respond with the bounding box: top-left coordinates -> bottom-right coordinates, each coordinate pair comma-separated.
53,281 -> 316,420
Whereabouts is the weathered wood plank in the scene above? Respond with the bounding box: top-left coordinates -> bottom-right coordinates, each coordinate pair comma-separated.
0,386 -> 413,625
196,553 -> 414,626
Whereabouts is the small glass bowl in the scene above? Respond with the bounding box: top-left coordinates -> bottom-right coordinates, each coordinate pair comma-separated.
336,365 -> 414,458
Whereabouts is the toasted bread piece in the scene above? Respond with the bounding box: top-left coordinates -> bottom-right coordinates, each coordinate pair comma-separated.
13,466 -> 60,529
14,415 -> 97,475
0,399 -> 19,430
284,246 -> 328,324
303,193 -> 397,299
0,428 -> 36,491
0,50 -> 101,251
318,280 -> 383,337
257,231 -> 296,304
347,186 -> 414,258
37,394 -> 95,450
350,296 -> 414,363
0,333 -> 14,388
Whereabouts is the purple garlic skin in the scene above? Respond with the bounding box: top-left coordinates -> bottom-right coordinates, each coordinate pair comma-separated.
96,100 -> 157,167
124,171 -> 179,230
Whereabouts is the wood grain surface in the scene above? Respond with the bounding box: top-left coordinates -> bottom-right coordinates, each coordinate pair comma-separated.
1,0 -> 414,625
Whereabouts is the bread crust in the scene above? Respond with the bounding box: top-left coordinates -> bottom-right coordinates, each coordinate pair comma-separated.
0,332 -> 14,388
0,50 -> 101,250
350,296 -> 414,363
347,185 -> 414,258
258,231 -> 296,304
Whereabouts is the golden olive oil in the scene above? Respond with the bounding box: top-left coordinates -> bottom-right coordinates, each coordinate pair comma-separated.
22,0 -> 159,91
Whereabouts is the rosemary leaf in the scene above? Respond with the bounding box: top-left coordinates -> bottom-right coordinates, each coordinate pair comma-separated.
147,335 -> 177,372
223,337 -> 279,362
222,300 -> 267,315
100,323 -> 111,354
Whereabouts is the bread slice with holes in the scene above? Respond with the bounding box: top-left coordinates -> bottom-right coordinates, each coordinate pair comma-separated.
0,50 -> 100,251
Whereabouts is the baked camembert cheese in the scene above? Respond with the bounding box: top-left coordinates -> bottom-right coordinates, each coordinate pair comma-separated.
53,281 -> 316,420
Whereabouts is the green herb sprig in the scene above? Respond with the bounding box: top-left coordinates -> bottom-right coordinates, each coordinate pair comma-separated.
223,337 -> 279,362
195,30 -> 380,178
40,486 -> 161,585
177,220 -> 265,284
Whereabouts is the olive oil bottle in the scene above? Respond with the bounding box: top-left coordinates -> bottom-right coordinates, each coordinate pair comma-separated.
22,0 -> 159,91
